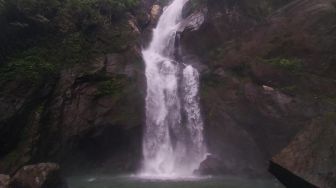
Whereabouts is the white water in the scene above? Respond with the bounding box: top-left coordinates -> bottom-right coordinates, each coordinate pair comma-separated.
141,0 -> 207,178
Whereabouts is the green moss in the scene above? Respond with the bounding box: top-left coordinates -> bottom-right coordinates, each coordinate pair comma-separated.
95,76 -> 126,97
102,23 -> 136,52
189,0 -> 206,10
323,97 -> 336,106
262,58 -> 303,72
325,112 -> 336,122
36,103 -> 45,114
279,85 -> 297,93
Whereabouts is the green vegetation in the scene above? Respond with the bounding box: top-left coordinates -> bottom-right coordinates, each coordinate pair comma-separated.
323,96 -> 336,106
278,85 -> 297,93
0,48 -> 56,85
262,58 -> 303,72
0,0 -> 139,85
189,0 -> 206,10
95,76 -> 126,97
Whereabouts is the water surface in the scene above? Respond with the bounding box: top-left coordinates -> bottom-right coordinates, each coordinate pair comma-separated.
68,175 -> 285,188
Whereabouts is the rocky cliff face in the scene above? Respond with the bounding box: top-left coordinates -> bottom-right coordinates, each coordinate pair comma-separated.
0,0 -> 152,174
0,0 -> 335,186
179,0 -> 336,181
271,113 -> 336,188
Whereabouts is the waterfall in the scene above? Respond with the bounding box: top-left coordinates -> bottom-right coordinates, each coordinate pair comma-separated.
141,0 -> 207,177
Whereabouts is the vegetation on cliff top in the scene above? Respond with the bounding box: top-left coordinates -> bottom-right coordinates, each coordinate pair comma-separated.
0,0 -> 139,85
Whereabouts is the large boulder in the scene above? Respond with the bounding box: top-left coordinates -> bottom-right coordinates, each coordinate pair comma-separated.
0,174 -> 10,188
270,114 -> 336,188
9,163 -> 67,188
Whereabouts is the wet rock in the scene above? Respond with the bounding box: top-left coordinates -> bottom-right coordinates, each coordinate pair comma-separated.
180,9 -> 206,32
105,54 -> 125,75
32,47 -> 145,174
0,174 -> 10,188
262,85 -> 275,92
150,4 -> 162,24
181,55 -> 209,74
270,114 -> 336,188
179,0 -> 336,178
0,0 -> 146,175
9,163 -> 68,188
196,155 -> 223,175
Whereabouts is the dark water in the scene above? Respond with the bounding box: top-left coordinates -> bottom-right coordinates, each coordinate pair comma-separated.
67,175 -> 285,188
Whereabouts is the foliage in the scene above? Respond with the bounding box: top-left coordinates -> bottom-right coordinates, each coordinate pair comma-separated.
0,0 -> 139,58
0,48 -> 56,85
278,85 -> 297,94
0,29 -> 96,84
0,0 -> 139,85
95,76 -> 126,97
325,97 -> 336,106
58,32 -> 92,65
189,0 -> 206,10
262,58 -> 302,72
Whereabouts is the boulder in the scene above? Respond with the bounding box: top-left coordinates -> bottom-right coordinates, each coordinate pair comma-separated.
196,155 -> 223,175
9,163 -> 67,188
270,114 -> 336,188
0,174 -> 10,188
150,4 -> 162,24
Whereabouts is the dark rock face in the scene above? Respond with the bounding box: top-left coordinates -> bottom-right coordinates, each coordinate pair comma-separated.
0,78 -> 56,174
9,163 -> 68,188
197,155 -> 233,176
0,2 -> 146,175
33,47 -> 145,174
269,161 -> 319,188
271,114 -> 336,188
180,0 -> 336,178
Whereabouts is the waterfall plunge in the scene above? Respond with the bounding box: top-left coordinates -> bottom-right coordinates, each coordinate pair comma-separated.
141,0 -> 207,178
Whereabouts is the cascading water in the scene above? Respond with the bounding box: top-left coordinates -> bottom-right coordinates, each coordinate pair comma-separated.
141,0 -> 207,177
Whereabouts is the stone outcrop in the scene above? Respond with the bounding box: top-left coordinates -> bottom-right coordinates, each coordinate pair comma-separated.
180,0 -> 336,179
0,1 -> 146,175
149,4 -> 162,24
33,46 -> 145,174
9,163 -> 67,188
270,114 -> 336,188
0,174 -> 10,188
